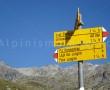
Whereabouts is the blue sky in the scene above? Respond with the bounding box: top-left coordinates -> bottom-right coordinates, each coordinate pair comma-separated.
0,0 -> 110,67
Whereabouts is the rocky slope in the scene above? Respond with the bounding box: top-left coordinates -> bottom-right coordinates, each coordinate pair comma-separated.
0,60 -> 110,90
0,61 -> 23,81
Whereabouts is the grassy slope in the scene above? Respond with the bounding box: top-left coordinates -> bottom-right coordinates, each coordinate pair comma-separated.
0,78 -> 26,90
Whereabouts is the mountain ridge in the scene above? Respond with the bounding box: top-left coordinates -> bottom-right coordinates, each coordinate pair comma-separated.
0,60 -> 110,90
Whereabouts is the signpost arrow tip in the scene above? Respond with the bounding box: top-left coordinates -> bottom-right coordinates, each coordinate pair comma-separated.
102,27 -> 109,41
53,50 -> 58,62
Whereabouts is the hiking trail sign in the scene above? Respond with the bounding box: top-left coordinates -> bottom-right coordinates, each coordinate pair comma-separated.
54,27 -> 109,47
54,42 -> 106,63
53,8 -> 109,90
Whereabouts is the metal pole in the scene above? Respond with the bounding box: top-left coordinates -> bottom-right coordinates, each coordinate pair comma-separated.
74,8 -> 84,90
78,61 -> 84,90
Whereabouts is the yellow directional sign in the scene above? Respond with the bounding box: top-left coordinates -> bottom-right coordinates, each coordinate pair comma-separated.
57,43 -> 106,63
54,27 -> 103,47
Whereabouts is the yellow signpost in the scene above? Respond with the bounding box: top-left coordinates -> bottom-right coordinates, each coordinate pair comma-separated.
53,8 -> 108,90
57,43 -> 106,63
54,27 -> 103,47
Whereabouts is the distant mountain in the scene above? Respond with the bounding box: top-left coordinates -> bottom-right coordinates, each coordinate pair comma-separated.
15,63 -> 100,79
16,65 -> 62,77
0,60 -> 110,90
0,60 -> 23,81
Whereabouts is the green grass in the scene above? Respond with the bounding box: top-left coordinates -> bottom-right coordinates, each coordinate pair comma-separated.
0,78 -> 26,90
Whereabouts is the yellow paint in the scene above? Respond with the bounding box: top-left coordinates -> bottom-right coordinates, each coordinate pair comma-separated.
57,43 -> 106,63
54,27 -> 103,47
